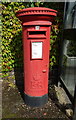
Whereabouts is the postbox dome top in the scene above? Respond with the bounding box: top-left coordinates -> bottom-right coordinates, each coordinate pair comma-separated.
16,7 -> 57,17
16,7 -> 57,24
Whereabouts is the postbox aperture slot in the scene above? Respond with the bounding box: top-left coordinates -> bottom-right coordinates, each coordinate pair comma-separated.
28,30 -> 46,38
29,31 -> 46,35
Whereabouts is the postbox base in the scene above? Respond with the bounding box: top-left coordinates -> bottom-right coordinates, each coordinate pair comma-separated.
24,93 -> 48,107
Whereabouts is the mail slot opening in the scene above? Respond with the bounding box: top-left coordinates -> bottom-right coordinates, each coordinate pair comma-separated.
29,31 -> 46,35
28,31 -> 46,38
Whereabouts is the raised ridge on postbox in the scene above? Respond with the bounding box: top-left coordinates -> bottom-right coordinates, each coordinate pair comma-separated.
16,7 -> 57,17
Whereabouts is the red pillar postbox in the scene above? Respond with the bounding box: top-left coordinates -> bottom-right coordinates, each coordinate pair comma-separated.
16,7 -> 57,107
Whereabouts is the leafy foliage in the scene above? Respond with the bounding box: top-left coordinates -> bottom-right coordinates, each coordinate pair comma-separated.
2,2 -> 64,73
2,2 -> 25,72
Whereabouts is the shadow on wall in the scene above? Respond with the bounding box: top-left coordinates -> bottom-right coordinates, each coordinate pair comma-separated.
10,30 -> 24,101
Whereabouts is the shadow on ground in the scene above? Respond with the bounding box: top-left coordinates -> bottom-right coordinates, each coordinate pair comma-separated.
2,78 -> 71,120
9,30 -> 25,101
14,67 -> 24,101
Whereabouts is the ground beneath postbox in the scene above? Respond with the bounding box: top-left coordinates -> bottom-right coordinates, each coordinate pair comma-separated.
2,70 -> 73,119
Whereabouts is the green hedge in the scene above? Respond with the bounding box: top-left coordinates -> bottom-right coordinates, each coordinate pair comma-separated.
2,2 -> 26,72
2,2 -> 64,73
